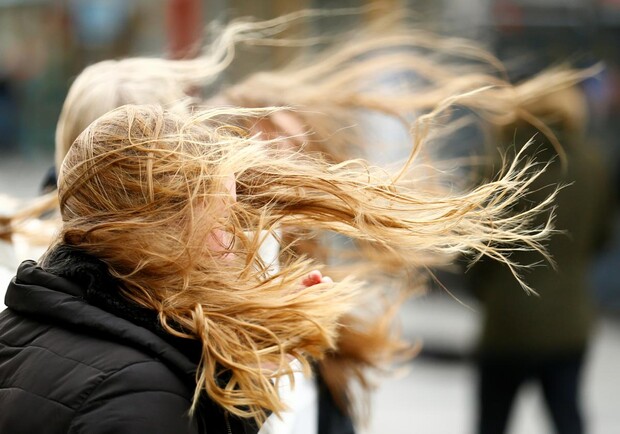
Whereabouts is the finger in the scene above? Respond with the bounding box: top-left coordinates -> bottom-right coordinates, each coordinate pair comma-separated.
301,270 -> 322,287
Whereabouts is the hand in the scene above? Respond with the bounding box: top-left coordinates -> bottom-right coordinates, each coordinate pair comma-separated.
300,270 -> 333,288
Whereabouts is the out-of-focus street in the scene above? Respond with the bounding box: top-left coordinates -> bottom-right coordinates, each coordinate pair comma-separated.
366,295 -> 620,434
0,154 -> 51,200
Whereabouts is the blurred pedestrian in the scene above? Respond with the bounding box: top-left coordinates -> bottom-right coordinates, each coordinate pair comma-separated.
468,83 -> 614,434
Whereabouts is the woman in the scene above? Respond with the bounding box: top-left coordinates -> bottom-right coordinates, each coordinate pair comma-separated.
0,102 -> 553,433
5,9 -> 592,432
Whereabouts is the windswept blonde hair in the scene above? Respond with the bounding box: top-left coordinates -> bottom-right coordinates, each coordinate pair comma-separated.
53,103 -> 554,423
0,192 -> 59,250
51,10 -> 593,281
47,7 -> 596,424
56,10 -> 595,169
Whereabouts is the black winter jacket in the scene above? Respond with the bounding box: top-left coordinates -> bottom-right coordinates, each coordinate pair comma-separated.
0,247 -> 355,434
0,247 -> 255,434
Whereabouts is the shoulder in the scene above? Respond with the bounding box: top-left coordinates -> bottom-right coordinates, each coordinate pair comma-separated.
1,309 -> 194,404
67,358 -> 199,434
1,311 -> 200,433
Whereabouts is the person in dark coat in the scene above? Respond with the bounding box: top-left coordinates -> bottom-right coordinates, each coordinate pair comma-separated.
0,104 -> 357,434
1,247 -> 249,433
0,90 -> 574,432
468,84 -> 614,434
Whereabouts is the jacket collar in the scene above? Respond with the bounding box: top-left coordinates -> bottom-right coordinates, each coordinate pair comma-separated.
5,252 -> 198,383
6,246 -> 262,433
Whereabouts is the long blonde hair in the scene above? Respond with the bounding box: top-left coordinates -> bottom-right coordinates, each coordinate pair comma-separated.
53,103 -> 553,422
55,10 -> 595,169
51,11 -> 592,279
48,8 -> 593,424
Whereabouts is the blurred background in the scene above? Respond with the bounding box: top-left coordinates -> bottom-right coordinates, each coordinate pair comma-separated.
1,1 -> 619,433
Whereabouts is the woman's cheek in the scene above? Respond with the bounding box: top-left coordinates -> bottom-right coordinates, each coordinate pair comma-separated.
205,229 -> 235,259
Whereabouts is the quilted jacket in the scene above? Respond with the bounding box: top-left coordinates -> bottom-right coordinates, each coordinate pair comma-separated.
0,247 -> 255,434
